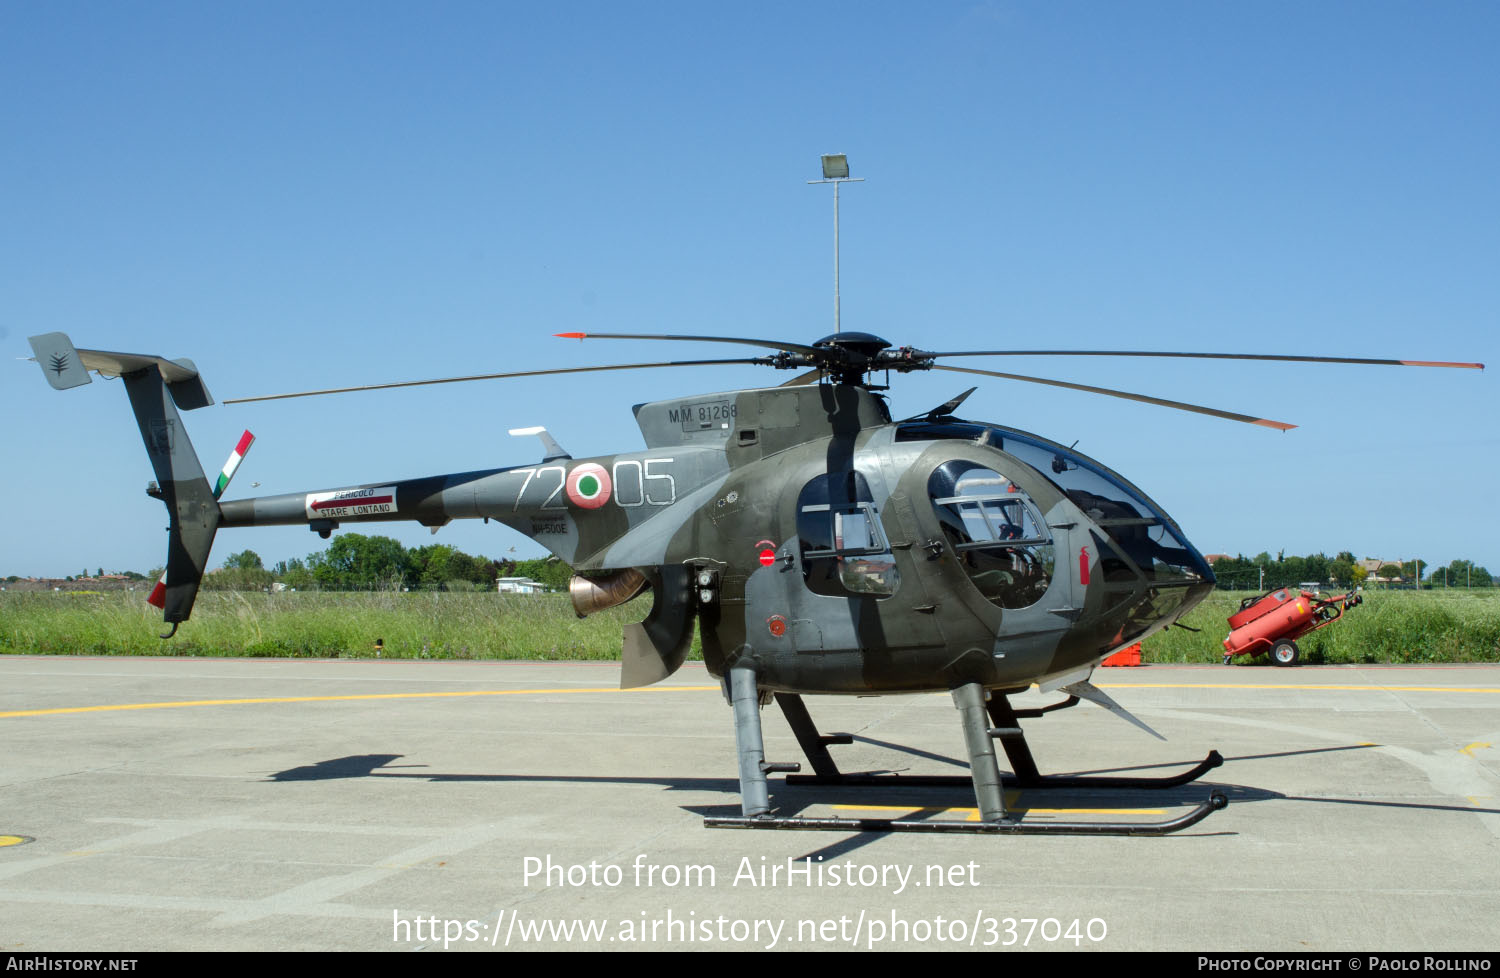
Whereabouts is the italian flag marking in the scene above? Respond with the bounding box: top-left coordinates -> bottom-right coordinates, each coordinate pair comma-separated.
566,463 -> 612,510
213,430 -> 256,500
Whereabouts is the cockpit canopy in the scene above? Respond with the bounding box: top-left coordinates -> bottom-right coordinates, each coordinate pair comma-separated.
898,421 -> 1214,590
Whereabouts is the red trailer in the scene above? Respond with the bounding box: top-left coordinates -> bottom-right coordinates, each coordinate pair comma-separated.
1222,588 -> 1362,666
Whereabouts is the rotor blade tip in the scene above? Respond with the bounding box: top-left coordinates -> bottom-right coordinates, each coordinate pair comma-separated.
554,332 -> 587,339
1400,360 -> 1485,370
1254,419 -> 1298,432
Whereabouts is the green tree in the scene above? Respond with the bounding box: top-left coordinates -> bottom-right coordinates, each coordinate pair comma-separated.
510,557 -> 573,591
308,534 -> 410,590
448,550 -> 483,586
1428,559 -> 1493,588
223,550 -> 264,571
410,543 -> 452,589
276,558 -> 315,591
202,564 -> 274,591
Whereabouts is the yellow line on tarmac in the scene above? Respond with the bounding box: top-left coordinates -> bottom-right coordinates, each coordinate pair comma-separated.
0,685 -> 720,719
5,680 -> 1495,721
1459,742 -> 1492,757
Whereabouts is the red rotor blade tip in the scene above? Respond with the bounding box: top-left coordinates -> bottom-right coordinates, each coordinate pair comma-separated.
554,332 -> 587,339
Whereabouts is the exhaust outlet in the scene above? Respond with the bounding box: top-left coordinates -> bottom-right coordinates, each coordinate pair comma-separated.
568,569 -> 649,619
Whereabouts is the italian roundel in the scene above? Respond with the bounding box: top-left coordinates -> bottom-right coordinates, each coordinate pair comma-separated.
566,463 -> 612,509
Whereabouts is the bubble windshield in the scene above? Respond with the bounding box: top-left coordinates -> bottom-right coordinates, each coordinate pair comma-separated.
897,421 -> 1213,586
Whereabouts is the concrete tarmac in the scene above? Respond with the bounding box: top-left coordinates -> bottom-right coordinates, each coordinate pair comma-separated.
1,656 -> 1497,952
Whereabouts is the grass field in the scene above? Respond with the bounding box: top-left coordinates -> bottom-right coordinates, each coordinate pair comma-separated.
2,588 -> 1497,664
0,590 -> 660,660
1140,588 -> 1500,665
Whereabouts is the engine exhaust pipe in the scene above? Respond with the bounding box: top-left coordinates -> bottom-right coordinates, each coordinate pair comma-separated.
568,569 -> 648,619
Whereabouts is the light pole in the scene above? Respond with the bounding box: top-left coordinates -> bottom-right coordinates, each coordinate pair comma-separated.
808,154 -> 864,334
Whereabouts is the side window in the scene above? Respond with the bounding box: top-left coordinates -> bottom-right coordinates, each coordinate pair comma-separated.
929,461 -> 1054,609
797,472 -> 899,598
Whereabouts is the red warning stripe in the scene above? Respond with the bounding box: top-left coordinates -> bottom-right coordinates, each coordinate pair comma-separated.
310,494 -> 393,511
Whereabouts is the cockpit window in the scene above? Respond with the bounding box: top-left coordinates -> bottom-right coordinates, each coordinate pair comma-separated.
900,422 -> 1211,586
928,460 -> 1054,609
797,471 -> 899,598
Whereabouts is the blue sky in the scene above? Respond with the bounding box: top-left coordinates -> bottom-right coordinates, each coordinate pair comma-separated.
2,1 -> 1494,580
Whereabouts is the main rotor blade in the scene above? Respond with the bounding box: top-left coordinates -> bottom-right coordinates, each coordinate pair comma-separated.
931,364 -> 1297,430
778,368 -> 824,387
223,358 -> 770,404
927,349 -> 1484,370
556,331 -> 825,357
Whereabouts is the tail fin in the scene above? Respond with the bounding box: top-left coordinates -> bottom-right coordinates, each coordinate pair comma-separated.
29,333 -> 220,630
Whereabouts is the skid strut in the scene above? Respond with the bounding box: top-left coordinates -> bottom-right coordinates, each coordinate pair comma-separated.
778,691 -> 1222,790
712,679 -> 1226,835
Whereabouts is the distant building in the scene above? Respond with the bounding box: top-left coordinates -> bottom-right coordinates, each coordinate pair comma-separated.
1359,558 -> 1402,583
496,577 -> 545,594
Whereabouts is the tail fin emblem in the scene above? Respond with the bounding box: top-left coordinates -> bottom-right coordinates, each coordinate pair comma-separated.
48,353 -> 70,376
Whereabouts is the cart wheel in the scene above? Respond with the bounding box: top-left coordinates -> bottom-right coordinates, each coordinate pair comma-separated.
1270,640 -> 1300,667
1222,655 -> 1232,665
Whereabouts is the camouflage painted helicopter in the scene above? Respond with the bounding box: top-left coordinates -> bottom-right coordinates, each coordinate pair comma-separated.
27,330 -> 1483,834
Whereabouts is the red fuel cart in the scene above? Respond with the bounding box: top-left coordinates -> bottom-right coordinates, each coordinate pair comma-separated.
1222,588 -> 1362,666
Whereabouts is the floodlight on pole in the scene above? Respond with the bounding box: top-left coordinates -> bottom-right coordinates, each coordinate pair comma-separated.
808,153 -> 864,334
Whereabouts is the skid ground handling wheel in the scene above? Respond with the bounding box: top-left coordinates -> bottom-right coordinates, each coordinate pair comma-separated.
1270,639 -> 1300,667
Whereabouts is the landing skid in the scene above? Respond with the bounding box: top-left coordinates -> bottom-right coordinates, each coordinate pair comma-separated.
704,674 -> 1227,836
705,794 -> 1228,835
776,692 -> 1223,790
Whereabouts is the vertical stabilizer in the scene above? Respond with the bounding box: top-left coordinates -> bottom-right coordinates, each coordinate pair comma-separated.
121,371 -> 220,625
29,333 -> 221,629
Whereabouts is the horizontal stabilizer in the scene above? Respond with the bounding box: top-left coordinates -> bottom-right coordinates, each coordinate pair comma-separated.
27,332 -> 213,410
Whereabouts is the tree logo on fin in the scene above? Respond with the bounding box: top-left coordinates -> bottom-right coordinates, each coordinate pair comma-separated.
48,353 -> 70,376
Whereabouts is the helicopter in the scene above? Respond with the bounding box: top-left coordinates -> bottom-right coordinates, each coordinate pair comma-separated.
26,329 -> 1483,835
